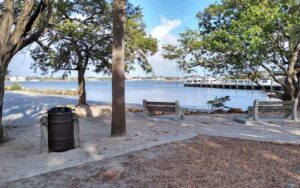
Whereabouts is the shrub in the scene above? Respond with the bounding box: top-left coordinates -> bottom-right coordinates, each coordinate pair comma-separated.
207,96 -> 231,110
7,83 -> 22,90
227,108 -> 244,113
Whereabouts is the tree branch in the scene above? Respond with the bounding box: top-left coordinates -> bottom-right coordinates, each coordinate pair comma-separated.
24,0 -> 45,34
0,0 -> 14,47
11,0 -> 36,45
16,0 -> 53,53
261,64 -> 285,87
267,93 -> 284,100
247,71 -> 268,92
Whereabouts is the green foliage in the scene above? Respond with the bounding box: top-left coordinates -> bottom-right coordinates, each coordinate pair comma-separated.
163,0 -> 300,100
125,9 -> 158,72
207,96 -> 230,110
31,0 -> 158,76
6,83 -> 22,91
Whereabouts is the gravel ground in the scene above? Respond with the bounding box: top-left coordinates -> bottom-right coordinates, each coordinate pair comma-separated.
3,135 -> 300,188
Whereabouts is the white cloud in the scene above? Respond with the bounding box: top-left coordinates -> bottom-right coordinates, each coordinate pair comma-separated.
151,17 -> 181,45
145,17 -> 182,76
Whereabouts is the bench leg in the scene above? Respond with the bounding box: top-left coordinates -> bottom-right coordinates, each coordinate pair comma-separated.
253,100 -> 259,121
247,107 -> 253,118
292,99 -> 298,121
143,100 -> 150,118
175,100 -> 184,120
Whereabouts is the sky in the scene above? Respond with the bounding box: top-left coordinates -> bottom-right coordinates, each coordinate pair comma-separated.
8,0 -> 218,77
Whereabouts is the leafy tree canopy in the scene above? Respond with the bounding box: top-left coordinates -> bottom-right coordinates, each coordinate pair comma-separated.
31,0 -> 158,76
163,0 -> 300,100
30,0 -> 157,105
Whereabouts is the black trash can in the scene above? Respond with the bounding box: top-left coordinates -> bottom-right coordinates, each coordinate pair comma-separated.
48,107 -> 74,152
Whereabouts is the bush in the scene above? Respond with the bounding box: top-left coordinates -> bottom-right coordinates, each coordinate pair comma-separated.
7,83 -> 22,90
227,108 -> 244,113
207,96 -> 231,110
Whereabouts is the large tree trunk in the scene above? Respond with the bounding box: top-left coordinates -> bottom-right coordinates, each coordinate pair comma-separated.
0,70 -> 5,143
111,0 -> 126,137
282,79 -> 295,101
283,46 -> 300,101
0,0 -> 53,143
0,56 -> 9,143
77,68 -> 87,106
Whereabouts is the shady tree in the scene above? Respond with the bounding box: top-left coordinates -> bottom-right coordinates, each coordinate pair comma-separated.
31,0 -> 157,106
163,0 -> 300,102
0,0 -> 53,143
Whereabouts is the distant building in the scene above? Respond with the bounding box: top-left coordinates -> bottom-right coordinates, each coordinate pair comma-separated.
9,76 -> 26,82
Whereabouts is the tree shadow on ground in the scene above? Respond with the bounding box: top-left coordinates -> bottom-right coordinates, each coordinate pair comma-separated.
3,92 -> 106,126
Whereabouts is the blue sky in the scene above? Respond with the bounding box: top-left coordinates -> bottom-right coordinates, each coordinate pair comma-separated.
130,0 -> 215,34
8,0 -> 217,77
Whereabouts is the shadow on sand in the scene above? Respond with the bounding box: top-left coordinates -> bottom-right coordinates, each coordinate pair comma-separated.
3,92 -> 107,125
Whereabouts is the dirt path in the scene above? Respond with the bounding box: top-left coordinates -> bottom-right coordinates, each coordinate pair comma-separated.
3,135 -> 300,188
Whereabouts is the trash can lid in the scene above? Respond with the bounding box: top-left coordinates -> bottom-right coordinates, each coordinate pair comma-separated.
48,107 -> 72,114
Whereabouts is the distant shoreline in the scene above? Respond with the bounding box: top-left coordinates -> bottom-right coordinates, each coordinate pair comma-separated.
5,87 -> 78,96
5,79 -> 184,82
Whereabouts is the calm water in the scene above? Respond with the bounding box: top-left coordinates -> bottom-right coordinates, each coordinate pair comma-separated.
7,80 -> 270,110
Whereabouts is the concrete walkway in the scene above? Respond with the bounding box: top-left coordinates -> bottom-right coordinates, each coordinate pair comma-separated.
0,92 -> 299,184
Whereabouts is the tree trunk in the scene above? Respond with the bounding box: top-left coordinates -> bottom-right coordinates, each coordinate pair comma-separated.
111,0 -> 126,137
77,69 -> 87,106
297,92 -> 300,110
283,48 -> 299,101
0,57 -> 9,143
0,76 -> 5,143
0,0 -> 54,143
282,82 -> 295,101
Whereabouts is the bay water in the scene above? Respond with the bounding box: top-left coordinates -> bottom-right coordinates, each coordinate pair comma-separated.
8,80 -> 270,110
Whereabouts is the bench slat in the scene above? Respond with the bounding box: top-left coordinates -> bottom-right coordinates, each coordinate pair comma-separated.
258,105 -> 293,110
146,101 -> 175,106
258,101 -> 293,105
147,106 -> 176,113
258,108 -> 291,111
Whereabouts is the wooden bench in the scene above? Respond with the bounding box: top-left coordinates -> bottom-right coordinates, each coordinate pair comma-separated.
251,99 -> 298,121
143,100 -> 184,120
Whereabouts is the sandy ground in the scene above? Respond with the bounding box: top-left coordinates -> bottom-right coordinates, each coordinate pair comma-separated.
0,91 -> 299,186
2,135 -> 300,188
3,91 -> 108,124
0,111 -> 299,184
